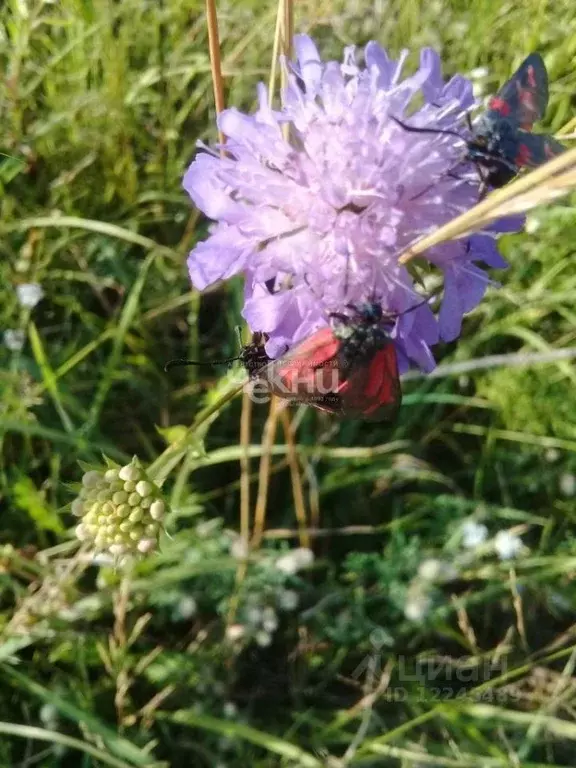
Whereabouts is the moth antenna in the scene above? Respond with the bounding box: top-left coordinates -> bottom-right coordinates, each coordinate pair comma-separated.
164,356 -> 241,373
391,115 -> 464,142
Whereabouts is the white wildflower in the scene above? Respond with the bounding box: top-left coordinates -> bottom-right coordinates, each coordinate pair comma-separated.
418,558 -> 458,582
404,592 -> 431,622
559,473 -> 575,497
494,530 -> 523,560
225,624 -> 245,642
16,283 -> 44,309
461,519 -> 489,549
255,630 -> 272,647
262,607 -> 278,633
176,596 -> 197,620
275,547 -> 314,575
278,589 -> 299,611
3,329 -> 26,351
230,536 -> 249,560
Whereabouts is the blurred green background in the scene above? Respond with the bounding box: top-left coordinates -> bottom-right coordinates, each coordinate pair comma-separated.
1,0 -> 576,766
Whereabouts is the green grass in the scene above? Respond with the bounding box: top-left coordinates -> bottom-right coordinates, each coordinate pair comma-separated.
1,0 -> 576,766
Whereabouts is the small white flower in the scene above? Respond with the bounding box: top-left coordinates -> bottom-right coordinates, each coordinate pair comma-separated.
255,630 -> 272,647
559,473 -> 576,497
404,592 -> 431,622
276,547 -> 314,575
225,624 -> 245,642
461,520 -> 489,549
39,703 -> 58,727
545,448 -> 560,463
230,536 -> 249,560
176,596 -> 197,620
494,530 -> 523,560
418,559 -> 458,583
278,589 -> 299,611
262,607 -> 278,633
525,215 -> 541,234
469,66 -> 489,79
3,329 -> 26,351
418,559 -> 443,581
223,702 -> 237,718
16,283 -> 44,309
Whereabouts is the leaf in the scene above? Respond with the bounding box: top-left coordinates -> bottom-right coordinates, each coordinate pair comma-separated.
156,424 -> 189,446
0,153 -> 26,183
0,722 -> 152,768
11,476 -> 65,534
1,667 -> 156,766
160,710 -> 322,767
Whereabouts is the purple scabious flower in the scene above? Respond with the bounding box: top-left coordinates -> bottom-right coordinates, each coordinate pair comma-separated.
183,36 -> 519,370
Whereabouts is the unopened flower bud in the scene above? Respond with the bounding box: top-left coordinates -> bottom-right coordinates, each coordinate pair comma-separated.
71,499 -> 84,517
71,460 -> 169,561
135,480 -> 153,497
149,500 -> 165,520
82,471 -> 102,489
118,464 -> 141,483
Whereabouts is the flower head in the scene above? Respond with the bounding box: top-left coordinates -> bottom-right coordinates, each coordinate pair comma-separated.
461,519 -> 488,549
72,458 -> 167,560
3,329 -> 26,352
494,529 -> 524,560
16,283 -> 44,310
275,546 -> 314,575
184,37 -> 518,369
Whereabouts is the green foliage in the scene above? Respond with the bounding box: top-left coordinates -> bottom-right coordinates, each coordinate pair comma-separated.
0,0 -> 576,766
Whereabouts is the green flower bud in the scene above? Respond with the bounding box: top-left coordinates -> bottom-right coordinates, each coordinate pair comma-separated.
119,464 -> 141,483
82,471 -> 102,489
129,526 -> 144,542
149,500 -> 165,521
72,460 -> 168,561
145,522 -> 159,536
71,499 -> 84,517
128,508 -> 143,523
116,504 -> 130,518
135,480 -> 153,498
137,538 -> 156,554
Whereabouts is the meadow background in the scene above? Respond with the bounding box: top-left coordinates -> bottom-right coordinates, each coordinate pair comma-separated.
1,0 -> 576,766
